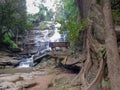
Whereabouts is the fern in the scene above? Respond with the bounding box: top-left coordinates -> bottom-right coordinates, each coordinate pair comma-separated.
3,32 -> 18,48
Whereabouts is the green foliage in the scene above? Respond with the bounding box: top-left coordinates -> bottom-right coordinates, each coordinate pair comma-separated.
62,0 -> 78,18
0,1 -> 16,30
1,27 -> 17,48
26,14 -> 35,28
55,0 -> 78,21
39,21 -> 55,30
112,10 -> 120,24
0,0 -> 29,48
59,18 -> 87,45
0,0 -> 27,31
55,0 -> 88,50
111,0 -> 120,24
34,4 -> 54,22
24,21 -> 34,30
3,32 -> 18,48
45,9 -> 54,21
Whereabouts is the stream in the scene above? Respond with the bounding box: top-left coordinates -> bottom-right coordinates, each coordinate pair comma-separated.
18,28 -> 67,68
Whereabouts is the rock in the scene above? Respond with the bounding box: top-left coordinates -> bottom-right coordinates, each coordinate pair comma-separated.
0,75 -> 20,82
20,74 -> 33,80
0,60 -> 19,65
0,74 -> 12,77
0,68 -> 33,74
16,81 -> 37,88
5,87 -> 22,90
22,81 -> 37,88
30,71 -> 47,76
9,48 -> 23,53
0,81 -> 15,89
15,81 -> 25,87
0,73 -> 36,89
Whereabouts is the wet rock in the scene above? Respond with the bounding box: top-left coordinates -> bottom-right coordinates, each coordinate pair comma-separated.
0,60 -> 19,66
0,51 -> 20,68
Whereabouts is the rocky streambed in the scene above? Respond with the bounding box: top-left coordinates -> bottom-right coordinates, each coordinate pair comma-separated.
0,69 -> 47,90
0,51 -> 20,69
0,28 -> 68,89
0,50 -> 53,90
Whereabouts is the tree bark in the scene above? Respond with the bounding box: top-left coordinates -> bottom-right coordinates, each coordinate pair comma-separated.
77,0 -> 89,20
103,0 -> 120,90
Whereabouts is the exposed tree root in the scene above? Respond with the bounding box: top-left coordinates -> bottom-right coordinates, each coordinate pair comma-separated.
86,59 -> 104,90
71,24 -> 105,90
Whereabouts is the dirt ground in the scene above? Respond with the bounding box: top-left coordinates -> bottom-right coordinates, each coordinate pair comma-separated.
28,74 -> 56,90
27,50 -> 82,90
27,68 -> 79,90
26,59 -> 80,90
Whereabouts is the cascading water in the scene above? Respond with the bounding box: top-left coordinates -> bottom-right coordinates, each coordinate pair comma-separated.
18,55 -> 34,68
18,27 -> 67,68
18,30 -> 48,68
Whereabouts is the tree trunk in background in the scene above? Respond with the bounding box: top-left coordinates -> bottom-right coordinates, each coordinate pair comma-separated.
77,0 -> 88,19
77,0 -> 84,21
77,0 -> 88,50
103,0 -> 120,89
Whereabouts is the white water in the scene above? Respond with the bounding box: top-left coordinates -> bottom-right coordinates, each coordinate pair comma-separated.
18,27 -> 67,68
49,29 -> 61,42
18,55 -> 34,68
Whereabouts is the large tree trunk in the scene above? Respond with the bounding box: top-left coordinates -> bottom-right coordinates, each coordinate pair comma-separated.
103,0 -> 120,90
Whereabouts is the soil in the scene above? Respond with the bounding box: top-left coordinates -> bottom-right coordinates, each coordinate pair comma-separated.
28,74 -> 56,90
27,68 -> 79,90
27,60 -> 80,90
